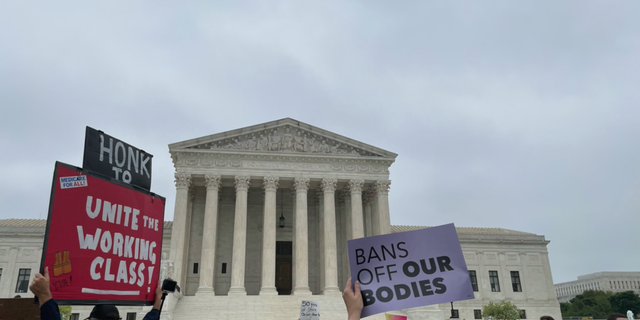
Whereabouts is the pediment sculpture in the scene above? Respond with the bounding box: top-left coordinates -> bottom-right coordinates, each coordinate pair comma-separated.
188,125 -> 381,157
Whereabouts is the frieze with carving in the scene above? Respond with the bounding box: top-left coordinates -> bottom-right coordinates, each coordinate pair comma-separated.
187,125 -> 381,157
174,155 -> 390,174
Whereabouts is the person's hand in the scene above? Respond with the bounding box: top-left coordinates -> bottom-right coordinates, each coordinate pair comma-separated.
29,267 -> 53,307
153,282 -> 163,310
342,278 -> 363,320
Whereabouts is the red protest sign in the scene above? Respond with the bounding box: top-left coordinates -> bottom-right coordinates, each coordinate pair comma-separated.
41,162 -> 165,305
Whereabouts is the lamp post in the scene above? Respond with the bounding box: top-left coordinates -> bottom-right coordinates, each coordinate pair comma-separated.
279,188 -> 285,228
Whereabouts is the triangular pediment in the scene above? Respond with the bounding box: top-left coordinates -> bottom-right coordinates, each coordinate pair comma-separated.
169,118 -> 397,159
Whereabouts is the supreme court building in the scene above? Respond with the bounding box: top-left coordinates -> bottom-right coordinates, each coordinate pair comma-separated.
0,118 -> 562,320
159,118 -> 561,320
166,118 -> 395,299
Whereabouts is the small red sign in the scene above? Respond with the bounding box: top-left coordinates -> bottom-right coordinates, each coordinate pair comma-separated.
42,162 -> 165,305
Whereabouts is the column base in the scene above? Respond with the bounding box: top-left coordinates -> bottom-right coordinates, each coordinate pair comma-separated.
321,286 -> 341,296
293,287 -> 312,296
195,287 -> 214,296
259,286 -> 278,296
227,287 -> 247,296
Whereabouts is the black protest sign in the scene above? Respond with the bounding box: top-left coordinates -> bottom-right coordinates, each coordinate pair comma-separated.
83,127 -> 152,191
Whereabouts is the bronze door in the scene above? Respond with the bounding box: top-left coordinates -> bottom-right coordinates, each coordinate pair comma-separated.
275,241 -> 292,295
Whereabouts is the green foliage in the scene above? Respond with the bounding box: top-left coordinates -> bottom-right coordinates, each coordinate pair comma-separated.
562,290 -> 612,319
482,300 -> 521,320
59,305 -> 72,320
560,290 -> 640,319
610,291 -> 640,315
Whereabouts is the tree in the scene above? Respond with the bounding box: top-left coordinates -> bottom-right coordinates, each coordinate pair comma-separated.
561,290 -> 613,319
482,300 -> 521,320
610,291 -> 640,316
59,305 -> 72,320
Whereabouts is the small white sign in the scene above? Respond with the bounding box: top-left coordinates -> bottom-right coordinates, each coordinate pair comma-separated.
300,300 -> 320,320
59,175 -> 88,189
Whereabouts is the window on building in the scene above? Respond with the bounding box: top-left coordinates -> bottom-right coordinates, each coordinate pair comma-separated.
469,270 -> 479,291
193,263 -> 198,274
451,309 -> 459,319
474,310 -> 482,319
222,263 -> 227,274
126,312 -> 136,320
69,314 -> 80,320
511,271 -> 522,292
520,310 -> 527,319
0,268 -> 3,283
15,269 -> 30,293
489,271 -> 500,292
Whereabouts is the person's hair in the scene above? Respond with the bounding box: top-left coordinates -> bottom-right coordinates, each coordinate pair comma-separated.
607,313 -> 627,320
89,305 -> 120,320
540,316 -> 554,320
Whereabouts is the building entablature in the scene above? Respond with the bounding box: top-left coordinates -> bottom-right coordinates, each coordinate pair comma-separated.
170,151 -> 394,181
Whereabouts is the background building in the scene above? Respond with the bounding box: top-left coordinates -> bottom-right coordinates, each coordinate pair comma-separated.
555,272 -> 640,303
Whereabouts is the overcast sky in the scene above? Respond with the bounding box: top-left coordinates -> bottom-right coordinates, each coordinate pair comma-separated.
1,1 -> 639,284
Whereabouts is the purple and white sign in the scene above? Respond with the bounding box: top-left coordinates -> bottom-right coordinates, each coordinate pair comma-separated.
348,223 -> 474,317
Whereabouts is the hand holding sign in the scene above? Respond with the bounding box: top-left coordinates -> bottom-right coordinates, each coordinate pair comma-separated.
29,267 -> 53,306
347,224 -> 474,317
343,278 -> 364,320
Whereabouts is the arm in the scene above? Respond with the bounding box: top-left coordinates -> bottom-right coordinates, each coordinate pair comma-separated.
142,282 -> 163,320
30,267 -> 61,320
342,278 -> 363,320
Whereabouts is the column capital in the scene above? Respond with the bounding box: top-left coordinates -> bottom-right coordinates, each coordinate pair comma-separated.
348,179 -> 365,194
293,177 -> 310,192
234,176 -> 251,191
363,188 -> 376,204
174,173 -> 192,189
189,185 -> 196,201
205,175 -> 222,190
336,190 -> 346,205
262,176 -> 279,191
374,180 -> 391,195
321,178 -> 337,193
314,189 -> 323,204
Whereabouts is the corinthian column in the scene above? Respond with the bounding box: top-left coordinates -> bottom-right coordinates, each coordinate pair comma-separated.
363,189 -> 374,237
293,177 -> 311,295
196,175 -> 221,295
228,176 -> 250,296
349,179 -> 365,239
169,173 -> 191,290
315,189 -> 324,294
321,178 -> 340,295
375,180 -> 391,235
260,176 -> 279,295
181,186 -> 195,288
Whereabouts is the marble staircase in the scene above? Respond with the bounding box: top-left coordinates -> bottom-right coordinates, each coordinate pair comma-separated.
169,294 -> 387,320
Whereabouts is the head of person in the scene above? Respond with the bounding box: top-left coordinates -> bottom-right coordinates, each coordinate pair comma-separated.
87,305 -> 120,320
607,313 -> 627,320
540,316 -> 554,320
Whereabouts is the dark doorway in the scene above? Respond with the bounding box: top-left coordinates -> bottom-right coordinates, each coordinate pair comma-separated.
275,241 -> 292,295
